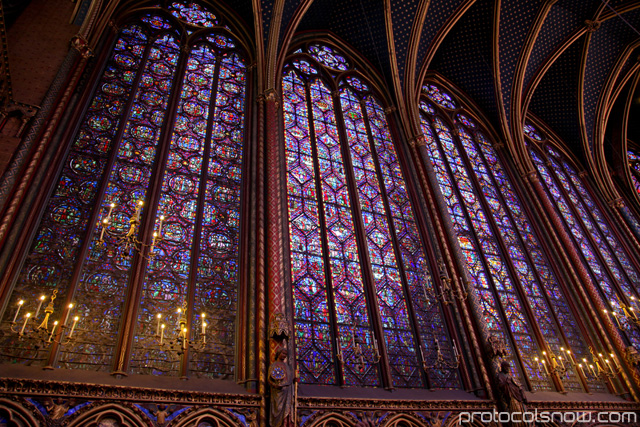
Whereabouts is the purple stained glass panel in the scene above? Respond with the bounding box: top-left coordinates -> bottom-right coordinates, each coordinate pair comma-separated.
0,23 -> 151,367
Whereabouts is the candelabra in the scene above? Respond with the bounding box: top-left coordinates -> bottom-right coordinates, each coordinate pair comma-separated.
436,262 -> 467,305
421,337 -> 460,372
335,328 -> 381,373
3,291 -> 83,361
603,302 -> 640,332
534,344 -> 621,384
96,200 -> 165,259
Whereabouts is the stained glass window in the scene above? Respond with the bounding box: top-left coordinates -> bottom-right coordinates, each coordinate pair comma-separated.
628,150 -> 640,197
419,84 -> 605,393
285,44 -> 461,389
527,124 -> 640,352
1,2 -> 247,379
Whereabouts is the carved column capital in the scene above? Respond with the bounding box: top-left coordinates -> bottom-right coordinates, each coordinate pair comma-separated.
608,197 -> 624,209
486,334 -> 508,360
70,34 -> 93,58
408,134 -> 426,148
384,106 -> 396,115
269,313 -> 290,339
523,170 -> 539,184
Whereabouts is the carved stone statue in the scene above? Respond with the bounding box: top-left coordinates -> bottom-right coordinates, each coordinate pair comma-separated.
487,334 -> 508,360
268,348 -> 295,427
154,404 -> 170,426
496,361 -> 526,427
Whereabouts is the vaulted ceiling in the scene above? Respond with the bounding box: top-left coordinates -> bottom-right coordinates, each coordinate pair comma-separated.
223,0 -> 640,188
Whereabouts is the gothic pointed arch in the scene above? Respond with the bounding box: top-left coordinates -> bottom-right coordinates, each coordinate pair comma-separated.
0,398 -> 43,427
417,79 -> 608,394
169,407 -> 246,427
66,403 -> 149,427
281,40 -> 464,389
525,120 -> 640,357
0,0 -> 253,380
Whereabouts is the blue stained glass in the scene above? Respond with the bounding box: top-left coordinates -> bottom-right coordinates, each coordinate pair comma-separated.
421,111 -> 541,387
169,2 -> 218,27
423,84 -> 456,109
3,5 -> 246,378
309,44 -> 350,70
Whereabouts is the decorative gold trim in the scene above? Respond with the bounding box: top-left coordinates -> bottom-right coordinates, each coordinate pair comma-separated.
0,378 -> 261,406
269,312 -> 290,339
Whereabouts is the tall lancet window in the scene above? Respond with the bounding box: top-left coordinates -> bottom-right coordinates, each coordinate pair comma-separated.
419,84 -> 605,393
283,44 -> 461,389
1,2 -> 248,379
526,122 -> 640,352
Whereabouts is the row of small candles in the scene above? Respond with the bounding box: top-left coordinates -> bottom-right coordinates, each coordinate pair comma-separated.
155,308 -> 208,350
533,346 -> 620,379
603,297 -> 640,329
97,201 -> 165,253
10,295 -> 79,341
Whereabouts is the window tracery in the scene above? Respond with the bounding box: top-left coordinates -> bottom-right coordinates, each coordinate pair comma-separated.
526,123 -> 640,352
419,84 -> 604,392
284,44 -> 461,389
0,1 -> 247,379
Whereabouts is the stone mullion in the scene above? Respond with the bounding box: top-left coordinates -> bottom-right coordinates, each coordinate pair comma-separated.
264,89 -> 290,365
526,173 -> 639,399
411,134 -> 493,399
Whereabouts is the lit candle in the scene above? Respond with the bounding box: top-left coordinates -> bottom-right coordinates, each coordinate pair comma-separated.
558,356 -> 565,369
63,303 -> 74,326
48,321 -> 58,342
630,307 -> 639,320
611,311 -> 622,328
34,295 -> 45,319
610,353 -> 621,369
565,349 -> 575,365
20,313 -> 31,335
150,232 -> 157,251
12,300 -> 24,322
106,203 -> 115,221
202,323 -> 207,344
201,313 -> 206,335
160,324 -> 165,345
452,340 -> 459,359
604,359 -> 612,373
183,328 -> 187,350
156,314 -> 162,335
176,308 -> 182,328
589,364 -> 596,376
68,316 -> 79,338
158,215 -> 164,236
99,217 -> 108,241
135,200 -> 143,221
577,363 -> 585,377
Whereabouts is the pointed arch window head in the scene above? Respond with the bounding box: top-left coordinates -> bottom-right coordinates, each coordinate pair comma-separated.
523,122 -> 543,141
423,84 -> 457,109
525,121 -> 640,356
284,44 -> 462,389
419,83 -> 606,393
169,1 -> 219,27
308,44 -> 350,70
1,2 -> 248,379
